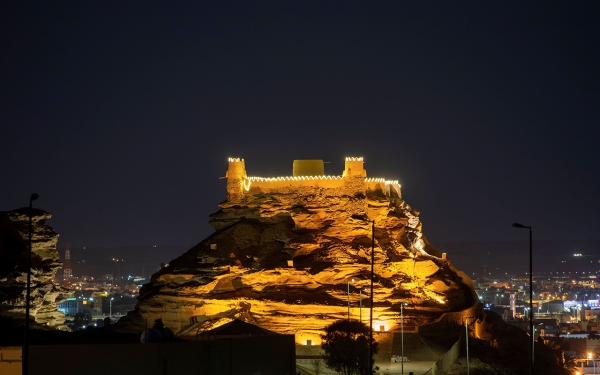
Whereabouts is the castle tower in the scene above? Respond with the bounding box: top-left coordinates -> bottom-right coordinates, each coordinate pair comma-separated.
343,157 -> 366,177
292,160 -> 324,176
226,158 -> 247,202
342,157 -> 367,214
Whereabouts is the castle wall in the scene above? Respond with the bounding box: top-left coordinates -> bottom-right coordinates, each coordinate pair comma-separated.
225,157 -> 402,201
365,179 -> 401,198
247,176 -> 345,190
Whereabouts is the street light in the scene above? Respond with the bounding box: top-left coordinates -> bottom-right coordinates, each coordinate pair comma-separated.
347,278 -> 354,320
352,214 -> 375,374
401,303 -> 408,374
589,352 -> 596,375
23,193 -> 39,375
465,316 -> 474,375
369,219 -> 374,374
359,288 -> 364,323
109,297 -> 114,316
512,222 -> 533,375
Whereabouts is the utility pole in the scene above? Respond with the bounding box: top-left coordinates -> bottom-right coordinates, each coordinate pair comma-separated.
24,193 -> 39,375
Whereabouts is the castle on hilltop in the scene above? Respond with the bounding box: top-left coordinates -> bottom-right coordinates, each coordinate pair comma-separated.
225,157 -> 402,202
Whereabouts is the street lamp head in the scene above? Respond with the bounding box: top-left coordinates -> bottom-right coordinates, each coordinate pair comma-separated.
30,193 -> 39,201
512,223 -> 530,229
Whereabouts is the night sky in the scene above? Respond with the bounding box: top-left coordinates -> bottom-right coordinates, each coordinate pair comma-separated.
2,2 -> 599,249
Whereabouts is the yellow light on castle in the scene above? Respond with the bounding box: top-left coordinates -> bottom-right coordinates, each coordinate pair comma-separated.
373,320 -> 390,332
296,331 -> 322,346
230,157 -> 402,198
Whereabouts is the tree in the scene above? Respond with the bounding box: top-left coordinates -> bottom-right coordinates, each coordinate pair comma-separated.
321,320 -> 378,375
310,359 -> 322,375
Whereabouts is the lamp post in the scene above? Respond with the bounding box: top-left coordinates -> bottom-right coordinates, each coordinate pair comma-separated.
109,297 -> 114,316
359,288 -> 363,323
512,222 -> 533,375
351,214 -> 375,374
401,303 -> 408,374
347,278 -> 354,320
369,219 -> 374,374
465,317 -> 472,375
23,193 -> 39,375
589,353 -> 596,375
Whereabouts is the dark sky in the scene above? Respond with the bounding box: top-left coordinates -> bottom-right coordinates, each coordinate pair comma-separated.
2,2 -> 599,248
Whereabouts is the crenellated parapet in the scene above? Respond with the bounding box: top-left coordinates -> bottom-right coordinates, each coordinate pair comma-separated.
225,157 -> 402,202
225,158 -> 247,202
343,157 -> 366,177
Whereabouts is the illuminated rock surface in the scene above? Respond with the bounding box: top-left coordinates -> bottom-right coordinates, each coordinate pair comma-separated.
121,158 -> 477,337
0,208 -> 68,330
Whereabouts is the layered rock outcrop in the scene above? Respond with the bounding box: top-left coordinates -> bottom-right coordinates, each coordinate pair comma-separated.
0,208 -> 68,330
122,158 -> 477,338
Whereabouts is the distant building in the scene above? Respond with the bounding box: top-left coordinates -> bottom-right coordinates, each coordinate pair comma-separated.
58,297 -> 81,315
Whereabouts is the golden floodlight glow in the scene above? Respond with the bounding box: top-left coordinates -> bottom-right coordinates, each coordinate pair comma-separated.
247,175 -> 343,181
373,320 -> 390,332
296,331 -> 322,346
227,156 -> 402,197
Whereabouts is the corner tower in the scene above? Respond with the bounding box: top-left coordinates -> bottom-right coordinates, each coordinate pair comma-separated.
226,158 -> 247,202
343,157 -> 366,177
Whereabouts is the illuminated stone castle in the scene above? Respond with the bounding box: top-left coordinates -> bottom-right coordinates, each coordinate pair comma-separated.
124,155 -> 479,344
226,157 -> 401,202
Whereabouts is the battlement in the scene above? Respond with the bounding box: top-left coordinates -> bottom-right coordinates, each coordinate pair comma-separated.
343,157 -> 365,177
225,157 -> 401,201
226,158 -> 247,179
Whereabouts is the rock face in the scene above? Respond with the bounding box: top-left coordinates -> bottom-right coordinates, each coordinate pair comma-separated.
0,208 -> 68,330
125,158 -> 477,338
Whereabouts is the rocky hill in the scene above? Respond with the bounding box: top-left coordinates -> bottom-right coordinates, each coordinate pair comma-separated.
119,158 -> 478,337
0,208 -> 68,330
446,311 -> 571,375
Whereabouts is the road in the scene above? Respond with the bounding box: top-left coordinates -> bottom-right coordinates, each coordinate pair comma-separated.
296,359 -> 434,375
